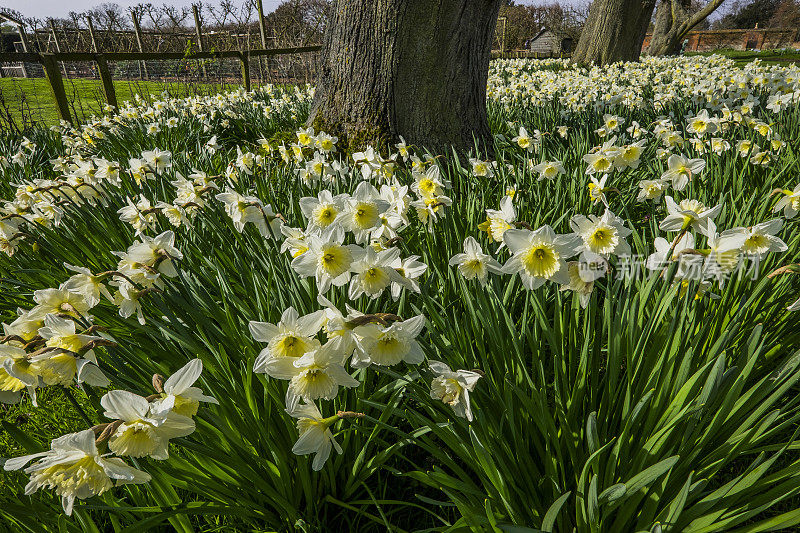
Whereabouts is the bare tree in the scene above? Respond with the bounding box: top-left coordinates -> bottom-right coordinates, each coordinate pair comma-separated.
646,0 -> 726,56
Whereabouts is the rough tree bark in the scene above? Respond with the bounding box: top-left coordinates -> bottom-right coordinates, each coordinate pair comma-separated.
307,0 -> 502,154
571,0 -> 657,65
646,0 -> 727,56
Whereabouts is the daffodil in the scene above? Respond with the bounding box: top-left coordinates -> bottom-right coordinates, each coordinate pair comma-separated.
342,182 -> 390,243
661,154 -> 706,191
101,390 -> 195,460
502,226 -> 580,289
291,232 -> 365,293
352,315 -> 426,367
559,262 -> 596,308
449,236 -> 502,285
348,247 -> 404,300
659,196 -> 721,235
739,219 -> 788,258
0,344 -> 39,406
151,359 -> 218,418
286,401 -> 343,471
4,429 -> 151,515
531,159 -> 565,180
570,209 -> 631,258
477,196 -> 516,244
299,190 -> 346,233
773,184 -> 800,219
250,307 -> 325,373
428,360 -> 482,421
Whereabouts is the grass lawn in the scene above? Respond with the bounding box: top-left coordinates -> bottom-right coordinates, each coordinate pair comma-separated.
0,77 -> 237,128
686,48 -> 800,66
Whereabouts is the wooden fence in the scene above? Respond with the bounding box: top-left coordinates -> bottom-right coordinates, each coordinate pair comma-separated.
490,50 -> 571,60
0,45 -> 321,125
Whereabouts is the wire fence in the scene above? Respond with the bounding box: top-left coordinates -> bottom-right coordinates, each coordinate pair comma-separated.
0,48 -> 319,131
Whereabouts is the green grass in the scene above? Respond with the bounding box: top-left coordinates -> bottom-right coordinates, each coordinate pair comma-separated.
686,48 -> 800,67
0,77 -> 234,128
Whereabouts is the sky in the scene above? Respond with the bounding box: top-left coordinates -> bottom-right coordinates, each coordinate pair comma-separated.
1,0 -> 284,20
3,0 -> 729,23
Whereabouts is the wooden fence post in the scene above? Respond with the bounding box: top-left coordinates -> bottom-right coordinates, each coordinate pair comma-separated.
41,54 -> 72,124
16,24 -> 31,78
239,52 -> 251,92
95,54 -> 117,109
192,5 -> 208,79
86,16 -> 99,53
49,19 -> 69,77
130,11 -> 149,79
256,0 -> 268,83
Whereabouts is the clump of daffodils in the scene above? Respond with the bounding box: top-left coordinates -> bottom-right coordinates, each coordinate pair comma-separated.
4,359 -> 216,515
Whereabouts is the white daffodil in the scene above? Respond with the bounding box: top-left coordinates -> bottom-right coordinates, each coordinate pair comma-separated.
739,219 -> 788,258
615,140 -> 647,169
124,230 -> 183,278
3,310 -> 44,343
60,264 -> 113,308
512,126 -> 535,152
112,282 -> 147,325
117,196 -> 157,235
353,315 -> 426,367
661,154 -> 706,191
583,151 -> 616,175
659,196 -> 721,236
250,307 -> 325,373
570,209 -> 631,258
646,233 -> 700,279
291,231 -> 365,293
559,262 -> 596,308
287,401 -> 342,471
317,295 -> 362,362
0,344 -> 39,406
429,360 -> 482,421
348,247 -> 404,300
449,236 -> 502,285
151,359 -> 218,418
299,190 -> 346,233
588,174 -> 610,207
141,148 -> 172,172
215,189 -> 283,238
4,429 -> 151,516
389,254 -> 428,300
774,184 -> 800,219
280,226 -> 309,258
686,109 -> 717,136
32,314 -> 109,387
704,220 -> 747,285
502,226 -> 580,290
469,158 -> 495,178
101,390 -> 195,460
30,288 -> 91,321
267,344 -> 359,406
342,182 -> 390,243
637,178 -> 668,203
411,193 -> 452,232
531,159 -> 565,180
477,196 -> 516,244
412,165 -> 449,198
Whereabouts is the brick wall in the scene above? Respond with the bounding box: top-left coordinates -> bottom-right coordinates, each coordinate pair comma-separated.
642,29 -> 799,52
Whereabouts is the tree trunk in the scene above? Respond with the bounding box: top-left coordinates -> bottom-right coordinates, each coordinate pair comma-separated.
646,0 -> 727,56
571,0 -> 656,65
307,0 -> 502,155
647,0 -> 688,56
